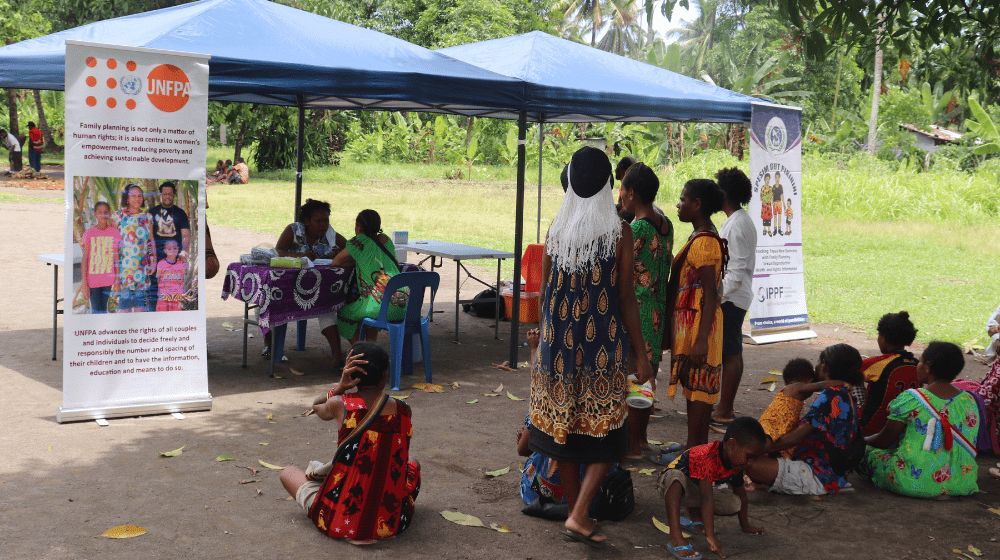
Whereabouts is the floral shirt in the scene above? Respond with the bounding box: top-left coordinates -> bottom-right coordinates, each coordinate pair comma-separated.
113,209 -> 154,290
667,440 -> 744,488
791,387 -> 859,493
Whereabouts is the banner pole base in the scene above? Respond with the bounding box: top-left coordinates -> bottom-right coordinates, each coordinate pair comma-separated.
57,396 -> 212,423
743,329 -> 817,345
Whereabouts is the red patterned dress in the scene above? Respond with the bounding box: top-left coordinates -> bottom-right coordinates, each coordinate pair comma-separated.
309,393 -> 420,540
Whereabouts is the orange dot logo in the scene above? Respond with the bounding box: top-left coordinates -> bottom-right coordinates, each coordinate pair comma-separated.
86,76 -> 96,87
107,58 -> 117,69
107,98 -> 117,108
86,96 -> 96,107
86,57 -> 96,68
127,61 -> 137,71
126,99 -> 136,110
146,64 -> 190,113
107,77 -> 117,89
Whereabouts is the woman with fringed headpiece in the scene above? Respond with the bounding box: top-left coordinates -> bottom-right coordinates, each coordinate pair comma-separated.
527,146 -> 653,548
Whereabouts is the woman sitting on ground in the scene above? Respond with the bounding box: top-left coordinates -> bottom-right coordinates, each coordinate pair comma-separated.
745,343 -> 863,495
280,342 -> 420,541
862,341 -> 981,497
332,209 -> 406,344
859,311 -> 919,436
266,198 -> 346,367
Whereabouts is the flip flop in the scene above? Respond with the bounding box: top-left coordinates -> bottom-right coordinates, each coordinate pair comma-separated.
562,528 -> 606,548
667,543 -> 702,559
989,467 -> 1000,480
679,516 -> 705,534
660,442 -> 684,453
709,418 -> 734,427
650,451 -> 681,466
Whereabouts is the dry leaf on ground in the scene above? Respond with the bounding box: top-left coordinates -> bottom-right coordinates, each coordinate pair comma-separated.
258,460 -> 286,470
482,393 -> 500,397
484,466 -> 510,478
493,383 -> 504,393
450,382 -> 461,389
466,399 -> 479,404
651,517 -> 691,538
159,445 -> 184,457
506,391 -> 523,401
413,383 -> 444,393
97,525 -> 147,539
216,455 -> 235,462
440,510 -> 485,527
489,523 -> 512,533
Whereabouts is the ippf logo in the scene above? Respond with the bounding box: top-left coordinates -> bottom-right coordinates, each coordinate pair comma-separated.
80,56 -> 190,113
757,286 -> 785,303
146,64 -> 191,113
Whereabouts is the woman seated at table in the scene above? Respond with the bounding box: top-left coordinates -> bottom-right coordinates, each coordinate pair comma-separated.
268,198 -> 347,368
332,209 -> 406,344
861,341 -> 981,498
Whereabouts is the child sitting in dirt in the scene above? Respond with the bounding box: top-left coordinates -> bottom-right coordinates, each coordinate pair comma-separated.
759,358 -> 845,458
517,328 -> 633,524
279,343 -> 420,542
656,417 -> 767,559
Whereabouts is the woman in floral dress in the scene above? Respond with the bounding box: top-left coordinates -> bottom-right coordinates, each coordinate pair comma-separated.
112,183 -> 155,313
862,341 -> 980,497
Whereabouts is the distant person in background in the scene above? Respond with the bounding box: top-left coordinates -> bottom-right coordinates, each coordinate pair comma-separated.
0,127 -> 22,173
80,201 -> 121,314
228,156 -> 249,184
711,167 -> 757,429
148,181 -> 191,311
27,122 -> 42,172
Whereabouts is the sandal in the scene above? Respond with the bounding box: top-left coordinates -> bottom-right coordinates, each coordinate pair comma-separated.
660,442 -> 684,454
562,527 -> 606,548
679,516 -> 705,534
989,467 -> 1000,480
650,451 -> 681,466
667,543 -> 702,559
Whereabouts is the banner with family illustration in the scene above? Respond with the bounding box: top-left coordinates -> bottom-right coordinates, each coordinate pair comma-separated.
745,102 -> 816,344
60,40 -> 212,422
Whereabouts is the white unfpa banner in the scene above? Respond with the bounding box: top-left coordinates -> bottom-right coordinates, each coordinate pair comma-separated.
60,40 -> 212,422
746,102 -> 815,344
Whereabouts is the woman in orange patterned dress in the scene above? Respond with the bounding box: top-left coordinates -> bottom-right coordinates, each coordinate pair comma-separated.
280,342 -> 419,542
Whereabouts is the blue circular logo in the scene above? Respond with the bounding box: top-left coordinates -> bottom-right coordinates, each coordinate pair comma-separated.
765,116 -> 787,156
119,75 -> 142,96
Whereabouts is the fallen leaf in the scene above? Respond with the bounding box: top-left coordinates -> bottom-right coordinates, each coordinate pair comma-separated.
269,421 -> 278,424
255,487 -> 262,496
482,393 -> 500,397
647,440 -> 663,446
489,523 -> 512,533
466,399 -> 479,404
290,367 -> 305,376
440,510 -> 485,527
450,382 -> 461,389
259,442 -> 269,446
394,393 -> 411,400
760,376 -> 777,384
266,413 -> 273,420
493,383 -> 504,393
952,549 -> 974,560
240,466 -> 258,475
216,455 -> 235,462
989,507 -> 1000,516
506,391 -> 523,401
767,382 -> 777,392
493,364 -> 516,372
626,467 -> 638,472
258,460 -> 286,470
159,445 -> 185,457
414,383 -> 444,393
638,468 -> 655,476
98,525 -> 147,539
484,466 -> 510,478
222,321 -> 235,331
968,545 -> 982,557
299,409 -> 314,417
238,479 -> 255,484
652,517 -> 691,538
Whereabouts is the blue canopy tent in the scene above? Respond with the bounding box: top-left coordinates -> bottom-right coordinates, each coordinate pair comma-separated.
440,31 -> 761,364
0,0 -> 526,213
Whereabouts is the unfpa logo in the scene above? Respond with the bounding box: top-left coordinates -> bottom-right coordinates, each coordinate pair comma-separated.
146,64 -> 191,113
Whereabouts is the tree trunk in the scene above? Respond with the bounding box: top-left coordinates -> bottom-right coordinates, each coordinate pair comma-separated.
233,104 -> 258,162
6,88 -> 19,137
33,90 -> 59,152
867,23 -> 884,157
464,116 -> 475,148
831,48 -> 845,129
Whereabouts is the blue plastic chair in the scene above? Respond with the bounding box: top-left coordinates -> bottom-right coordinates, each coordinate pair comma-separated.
360,271 -> 440,391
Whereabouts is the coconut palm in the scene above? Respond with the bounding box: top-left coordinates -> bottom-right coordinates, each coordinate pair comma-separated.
557,0 -> 604,46
597,0 -> 645,57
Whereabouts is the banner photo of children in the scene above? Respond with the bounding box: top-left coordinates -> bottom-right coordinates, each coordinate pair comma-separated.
73,176 -> 199,314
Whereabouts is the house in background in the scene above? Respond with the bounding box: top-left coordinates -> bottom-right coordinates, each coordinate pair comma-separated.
899,124 -> 964,153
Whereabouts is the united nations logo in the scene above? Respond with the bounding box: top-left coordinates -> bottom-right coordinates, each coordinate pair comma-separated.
119,75 -> 142,96
765,116 -> 787,156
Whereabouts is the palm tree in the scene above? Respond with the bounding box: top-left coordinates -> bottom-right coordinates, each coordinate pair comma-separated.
597,0 -> 645,57
665,0 -> 720,74
557,0 -> 604,46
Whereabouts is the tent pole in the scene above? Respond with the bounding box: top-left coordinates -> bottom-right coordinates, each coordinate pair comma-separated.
510,110 -> 527,367
536,119 -> 543,244
294,96 -> 304,221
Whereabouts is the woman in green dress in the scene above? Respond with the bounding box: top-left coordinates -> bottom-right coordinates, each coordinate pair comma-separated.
618,162 -> 673,459
332,209 -> 407,344
862,341 -> 980,498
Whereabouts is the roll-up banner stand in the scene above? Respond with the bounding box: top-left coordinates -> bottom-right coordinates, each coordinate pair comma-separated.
60,40 -> 212,422
745,102 -> 816,345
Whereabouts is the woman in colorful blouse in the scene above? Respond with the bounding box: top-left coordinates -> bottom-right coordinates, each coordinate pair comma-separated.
112,183 -> 155,313
746,344 -> 863,495
862,341 -> 980,498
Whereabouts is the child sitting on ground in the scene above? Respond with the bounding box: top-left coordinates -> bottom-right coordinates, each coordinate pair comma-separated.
657,417 -> 767,560
760,358 -> 845,458
279,343 -> 420,541
859,311 -> 919,436
517,328 -> 633,523
155,240 -> 186,312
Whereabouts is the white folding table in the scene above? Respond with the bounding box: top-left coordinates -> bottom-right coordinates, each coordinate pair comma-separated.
37,253 -> 81,361
395,240 -> 515,341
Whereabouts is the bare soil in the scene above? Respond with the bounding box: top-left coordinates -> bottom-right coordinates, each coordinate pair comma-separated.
1,189 -> 998,560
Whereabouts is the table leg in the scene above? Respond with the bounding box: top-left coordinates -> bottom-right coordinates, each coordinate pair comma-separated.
242,301 -> 249,368
52,263 -> 58,361
494,258 -> 501,340
454,260 -> 460,341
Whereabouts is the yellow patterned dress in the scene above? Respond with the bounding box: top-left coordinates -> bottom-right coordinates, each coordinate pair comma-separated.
759,392 -> 805,458
529,252 -> 629,463
668,234 -> 723,404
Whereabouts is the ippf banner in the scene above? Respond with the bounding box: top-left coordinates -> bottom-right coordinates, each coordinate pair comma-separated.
60,41 -> 212,422
746,102 -> 816,343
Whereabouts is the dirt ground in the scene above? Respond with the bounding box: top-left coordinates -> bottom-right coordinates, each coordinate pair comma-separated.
2,185 -> 998,560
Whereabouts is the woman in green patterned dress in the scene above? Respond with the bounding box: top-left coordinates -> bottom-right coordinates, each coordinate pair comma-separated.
332,209 -> 407,345
619,162 -> 673,459
862,341 -> 980,498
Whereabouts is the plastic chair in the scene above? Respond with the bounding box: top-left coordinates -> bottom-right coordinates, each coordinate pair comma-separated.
360,271 -> 440,391
521,243 -> 545,293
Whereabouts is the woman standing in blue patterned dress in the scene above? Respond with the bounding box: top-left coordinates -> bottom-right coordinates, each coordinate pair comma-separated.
528,147 -> 653,548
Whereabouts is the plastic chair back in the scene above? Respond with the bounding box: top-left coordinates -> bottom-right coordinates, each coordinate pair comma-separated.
521,243 -> 545,293
376,271 -> 440,327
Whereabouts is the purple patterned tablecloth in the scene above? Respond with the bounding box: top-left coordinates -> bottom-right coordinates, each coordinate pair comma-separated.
221,262 -> 420,336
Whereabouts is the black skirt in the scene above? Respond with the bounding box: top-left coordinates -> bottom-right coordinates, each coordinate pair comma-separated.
527,422 -> 627,464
